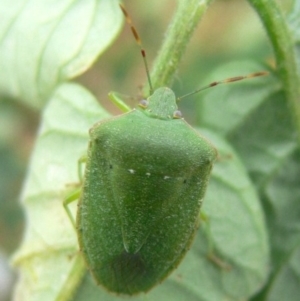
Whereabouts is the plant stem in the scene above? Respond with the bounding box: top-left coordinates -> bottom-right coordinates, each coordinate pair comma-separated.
146,0 -> 212,94
248,0 -> 300,144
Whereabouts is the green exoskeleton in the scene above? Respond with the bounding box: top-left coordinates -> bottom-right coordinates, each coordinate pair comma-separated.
64,3 -> 268,296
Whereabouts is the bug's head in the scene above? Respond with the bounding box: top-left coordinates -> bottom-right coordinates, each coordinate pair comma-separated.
138,87 -> 182,120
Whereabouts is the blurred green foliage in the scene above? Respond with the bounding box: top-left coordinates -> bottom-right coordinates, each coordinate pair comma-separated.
0,0 -> 298,300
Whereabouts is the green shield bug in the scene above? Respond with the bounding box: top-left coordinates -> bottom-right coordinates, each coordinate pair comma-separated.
64,3 -> 268,296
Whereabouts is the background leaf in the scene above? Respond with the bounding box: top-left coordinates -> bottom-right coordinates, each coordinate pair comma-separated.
196,60 -> 279,136
266,242 -> 300,301
261,148 -> 300,301
12,83 -> 111,301
0,0 -> 123,108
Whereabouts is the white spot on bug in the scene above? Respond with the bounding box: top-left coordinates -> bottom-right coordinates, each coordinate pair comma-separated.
164,176 -> 171,180
173,110 -> 183,119
128,169 -> 135,174
138,99 -> 149,108
146,172 -> 151,176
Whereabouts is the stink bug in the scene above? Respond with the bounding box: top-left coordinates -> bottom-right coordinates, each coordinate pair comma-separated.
64,3 -> 268,296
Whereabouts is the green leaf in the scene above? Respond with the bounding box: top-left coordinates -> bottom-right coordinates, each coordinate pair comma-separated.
0,0 -> 122,108
264,149 -> 300,264
262,149 -> 300,300
199,129 -> 269,300
229,91 -> 297,187
197,60 -> 279,136
195,59 -> 300,301
266,243 -> 300,301
12,83 -> 110,301
195,57 -> 300,300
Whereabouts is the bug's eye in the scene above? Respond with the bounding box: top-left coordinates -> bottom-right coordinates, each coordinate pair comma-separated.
138,99 -> 149,109
173,110 -> 183,119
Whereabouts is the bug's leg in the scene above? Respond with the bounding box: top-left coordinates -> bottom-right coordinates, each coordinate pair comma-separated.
77,154 -> 87,182
108,91 -> 132,112
63,188 -> 81,229
200,211 -> 231,271
63,155 -> 87,229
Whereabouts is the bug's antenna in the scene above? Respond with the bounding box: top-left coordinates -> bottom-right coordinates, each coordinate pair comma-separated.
177,71 -> 269,101
119,4 -> 154,95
